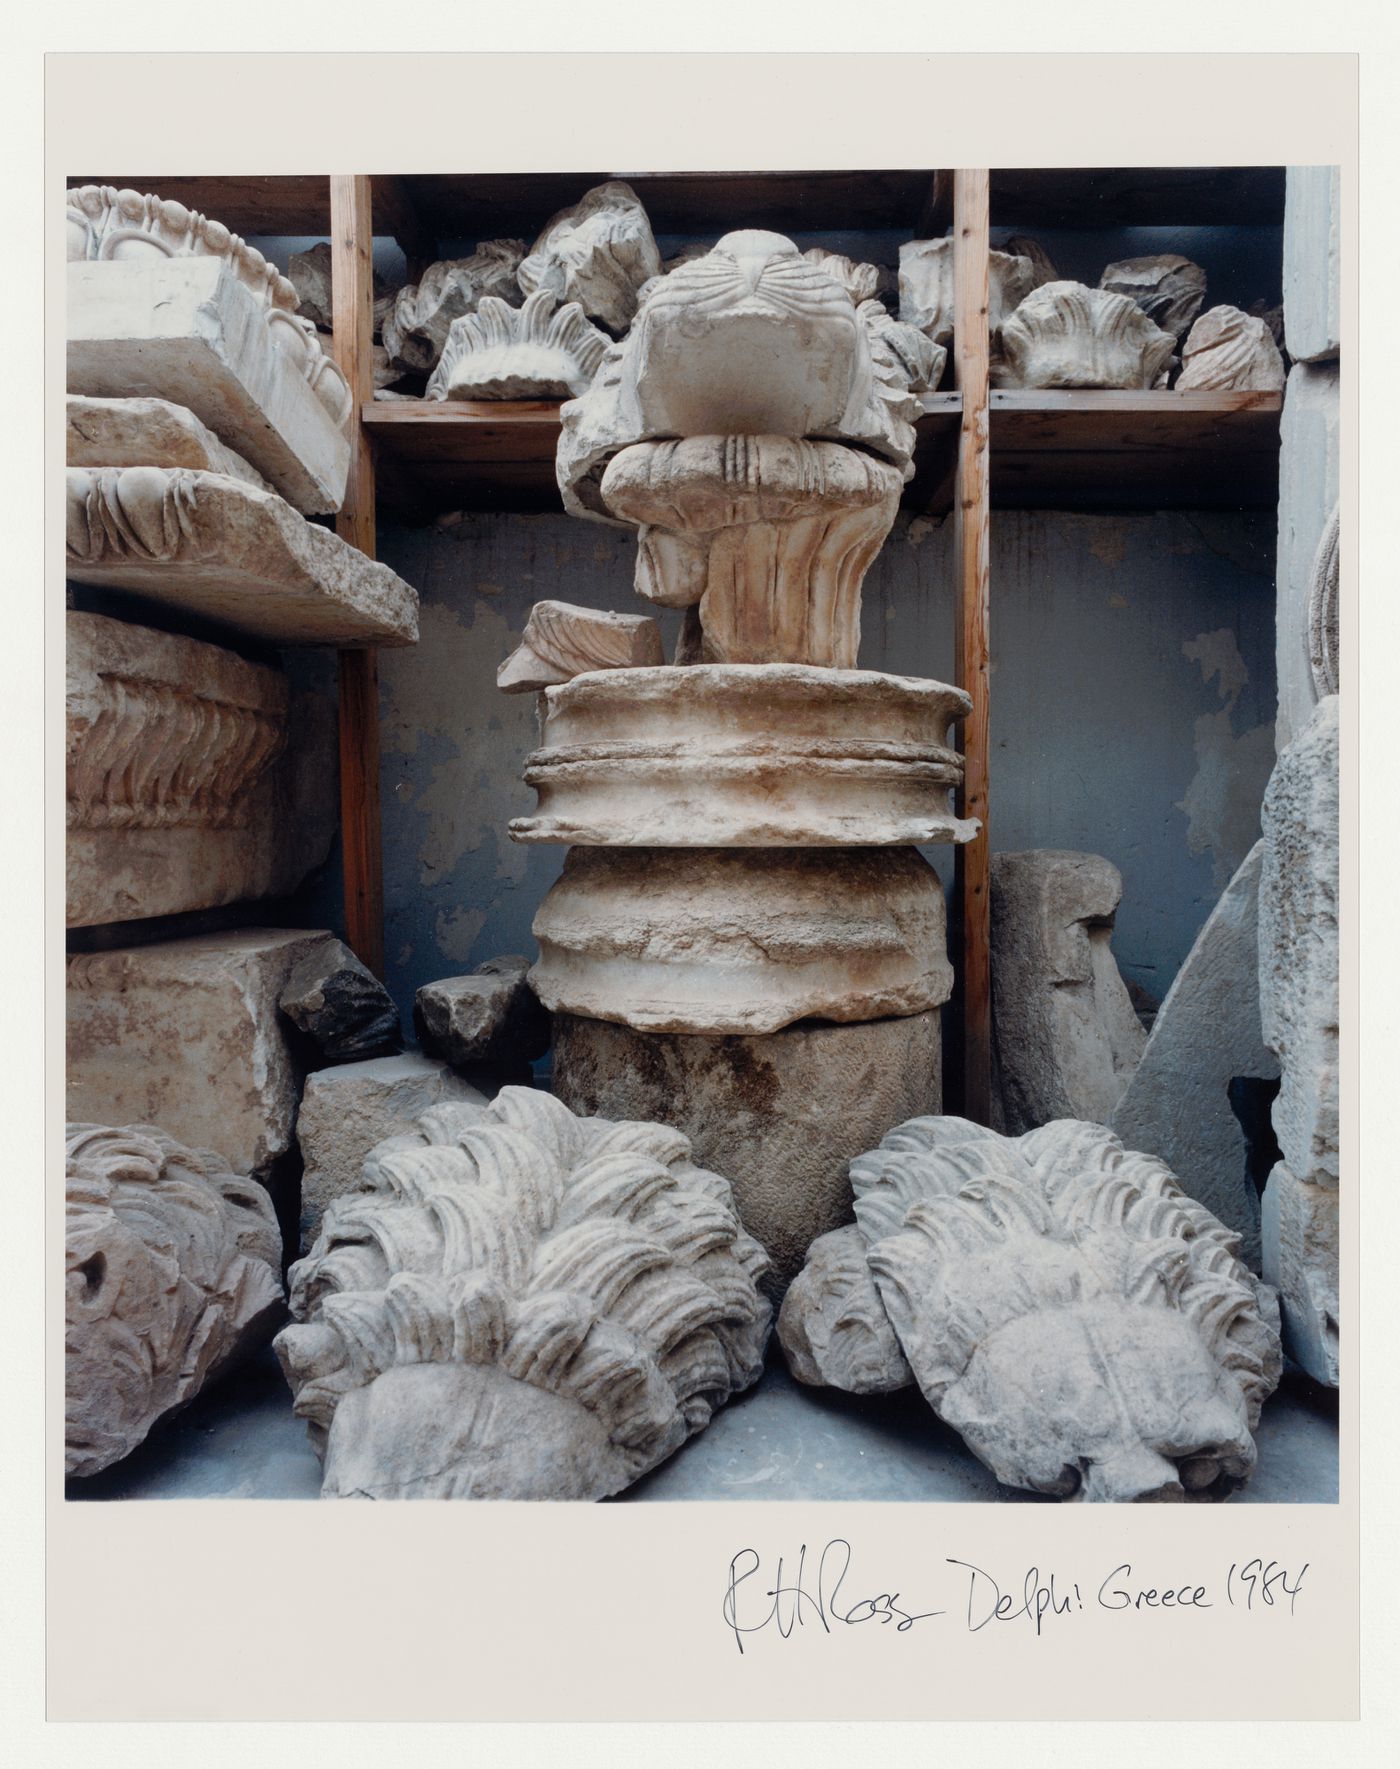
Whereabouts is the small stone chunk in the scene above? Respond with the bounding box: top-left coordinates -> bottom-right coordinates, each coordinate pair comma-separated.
279,938 -> 402,1062
1178,305 -> 1286,391
1099,253 -> 1208,341
518,180 -> 661,335
415,956 -> 552,1068
497,600 -> 665,693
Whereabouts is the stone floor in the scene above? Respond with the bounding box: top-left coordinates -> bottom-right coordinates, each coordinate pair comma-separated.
68,1342 -> 1339,1504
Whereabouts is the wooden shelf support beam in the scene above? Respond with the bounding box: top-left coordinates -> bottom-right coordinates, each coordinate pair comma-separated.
330,174 -> 386,980
951,169 -> 993,1125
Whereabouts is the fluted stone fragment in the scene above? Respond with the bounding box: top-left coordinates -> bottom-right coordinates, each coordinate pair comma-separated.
497,599 -> 664,693
428,288 -> 609,401
276,1087 -> 771,1499
1000,282 -> 1177,389
1099,253 -> 1208,341
518,181 -> 661,335
66,1122 -> 283,1477
1178,306 -> 1286,391
782,1116 -> 1283,1502
381,242 -> 525,376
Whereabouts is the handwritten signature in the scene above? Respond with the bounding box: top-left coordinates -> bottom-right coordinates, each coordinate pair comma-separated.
722,1540 -> 942,1654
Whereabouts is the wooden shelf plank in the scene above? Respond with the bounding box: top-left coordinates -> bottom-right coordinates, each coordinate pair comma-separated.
364,392 -> 965,520
69,174 -> 333,236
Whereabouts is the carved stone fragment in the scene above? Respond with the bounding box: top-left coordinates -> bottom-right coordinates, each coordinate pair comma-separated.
414,956 -> 552,1069
1112,843 -> 1279,1269
67,928 -> 341,1180
600,436 -> 902,667
1002,235 -> 1060,289
1307,504 -> 1340,700
1099,253 -> 1208,341
288,240 -> 395,336
1177,306 -> 1286,391
990,851 -> 1146,1134
66,394 -> 269,488
67,187 -> 352,512
999,282 -> 1177,390
785,1116 -> 1283,1501
518,181 -> 661,335
1277,361 -> 1339,750
509,664 -> 975,848
66,611 -> 335,927
496,599 -> 665,694
530,846 -> 952,1035
558,230 -> 927,520
801,248 -> 881,305
276,1086 -> 771,1498
381,242 -> 525,376
553,1009 -> 943,1293
66,1121 -> 284,1477
279,939 -> 402,1063
777,1225 -> 913,1392
65,466 -> 419,647
1258,700 -> 1339,1383
295,1053 -> 486,1251
425,288 -> 609,401
897,238 -> 1037,346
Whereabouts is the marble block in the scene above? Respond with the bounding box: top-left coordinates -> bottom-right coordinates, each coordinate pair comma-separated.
66,928 -> 339,1179
990,850 -> 1146,1133
65,466 -> 419,647
1261,1160 -> 1339,1387
66,394 -> 269,488
599,436 -> 903,668
780,1115 -> 1282,1502
295,1053 -> 485,1251
1178,306 -> 1286,391
427,289 -> 609,401
1112,843 -> 1279,1268
509,664 -> 975,848
530,846 -> 952,1036
496,599 -> 664,693
277,1086 -> 770,1499
999,282 -> 1176,390
381,242 -> 525,376
518,181 -> 661,335
1098,254 -> 1208,341
67,255 -> 351,515
1283,166 -> 1341,364
1276,362 -> 1340,750
66,611 -> 335,927
552,1008 -> 944,1292
66,1121 -> 284,1477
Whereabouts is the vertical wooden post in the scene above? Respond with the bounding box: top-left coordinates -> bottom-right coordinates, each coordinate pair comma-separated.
330,174 -> 385,980
951,170 -> 992,1123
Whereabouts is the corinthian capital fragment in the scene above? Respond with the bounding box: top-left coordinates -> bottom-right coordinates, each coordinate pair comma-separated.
428,289 -> 609,401
999,281 -> 1177,390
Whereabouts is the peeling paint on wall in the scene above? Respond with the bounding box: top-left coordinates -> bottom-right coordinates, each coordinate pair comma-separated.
1176,627 -> 1276,890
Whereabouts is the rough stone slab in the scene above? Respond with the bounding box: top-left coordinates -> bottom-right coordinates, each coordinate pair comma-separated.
414,956 -> 551,1069
67,258 -> 351,515
65,1121 -> 284,1477
279,938 -> 402,1063
66,395 -> 269,489
294,1053 -> 487,1250
66,610 -> 335,927
1112,842 -> 1279,1268
1259,696 -> 1339,1190
990,850 -> 1145,1133
65,466 -> 419,648
1283,166 -> 1340,364
552,1008 -> 943,1293
531,846 -> 951,1036
66,929 -> 340,1179
1261,1159 -> 1338,1386
1276,361 -> 1339,751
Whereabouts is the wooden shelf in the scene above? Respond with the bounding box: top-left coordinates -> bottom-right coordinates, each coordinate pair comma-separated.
989,388 -> 1282,511
365,388 -> 1279,522
990,166 -> 1285,229
365,391 -> 965,523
